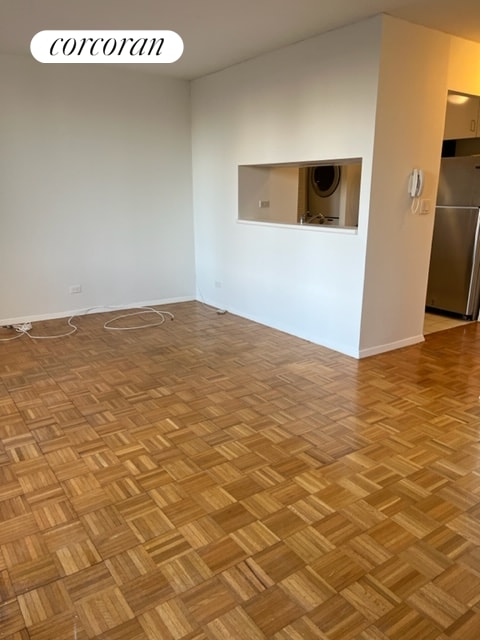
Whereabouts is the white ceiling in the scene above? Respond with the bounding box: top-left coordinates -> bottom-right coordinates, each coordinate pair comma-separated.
1,0 -> 479,79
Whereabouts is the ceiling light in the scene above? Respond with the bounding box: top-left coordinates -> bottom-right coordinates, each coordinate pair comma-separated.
447,94 -> 470,105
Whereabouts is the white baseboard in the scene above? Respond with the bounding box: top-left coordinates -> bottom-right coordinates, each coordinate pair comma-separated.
358,334 -> 425,358
0,296 -> 194,327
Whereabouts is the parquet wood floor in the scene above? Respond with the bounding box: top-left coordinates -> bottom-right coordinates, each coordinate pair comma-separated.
1,302 -> 480,639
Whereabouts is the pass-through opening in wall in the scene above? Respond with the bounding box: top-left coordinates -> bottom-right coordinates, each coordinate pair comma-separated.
238,159 -> 362,228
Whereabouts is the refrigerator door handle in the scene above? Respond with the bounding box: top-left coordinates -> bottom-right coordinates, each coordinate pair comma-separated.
466,208 -> 480,317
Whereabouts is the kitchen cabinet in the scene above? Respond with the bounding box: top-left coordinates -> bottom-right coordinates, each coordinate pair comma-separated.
444,92 -> 480,140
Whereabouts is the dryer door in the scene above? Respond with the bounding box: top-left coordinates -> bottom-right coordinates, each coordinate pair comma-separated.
310,165 -> 341,197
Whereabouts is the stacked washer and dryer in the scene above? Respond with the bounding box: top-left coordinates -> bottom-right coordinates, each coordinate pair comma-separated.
300,162 -> 361,227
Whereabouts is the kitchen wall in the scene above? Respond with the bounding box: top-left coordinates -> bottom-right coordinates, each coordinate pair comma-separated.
0,55 -> 195,324
192,17 -> 383,357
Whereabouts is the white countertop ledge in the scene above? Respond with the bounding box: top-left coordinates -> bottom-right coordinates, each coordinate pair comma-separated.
237,219 -> 358,234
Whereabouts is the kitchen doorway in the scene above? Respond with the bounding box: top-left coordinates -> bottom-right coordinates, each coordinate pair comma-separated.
423,311 -> 470,335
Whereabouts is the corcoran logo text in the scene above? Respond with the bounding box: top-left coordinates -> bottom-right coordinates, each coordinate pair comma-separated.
30,30 -> 184,64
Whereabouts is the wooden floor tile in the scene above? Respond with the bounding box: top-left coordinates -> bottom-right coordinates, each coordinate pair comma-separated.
139,599 -> 196,639
1,302 -> 480,637
244,585 -> 306,636
308,593 -> 369,639
0,599 -> 27,637
74,587 -> 134,637
64,563 -> 117,604
17,580 -> 73,626
180,576 -> 237,625
197,535 -> 247,573
24,611 -> 89,640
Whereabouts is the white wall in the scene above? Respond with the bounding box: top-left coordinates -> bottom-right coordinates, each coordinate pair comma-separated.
269,167 -> 299,224
192,18 -> 383,357
238,165 -> 298,224
359,18 -> 450,356
238,166 -> 270,220
0,56 -> 195,324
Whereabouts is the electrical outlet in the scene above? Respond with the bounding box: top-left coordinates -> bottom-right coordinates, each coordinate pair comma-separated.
69,285 -> 82,294
258,200 -> 270,208
419,198 -> 431,214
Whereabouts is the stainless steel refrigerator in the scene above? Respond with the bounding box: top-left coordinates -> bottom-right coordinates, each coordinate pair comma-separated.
426,156 -> 480,319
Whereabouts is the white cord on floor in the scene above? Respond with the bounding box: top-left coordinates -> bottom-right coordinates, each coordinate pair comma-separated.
103,306 -> 174,331
0,305 -> 174,341
0,330 -> 23,342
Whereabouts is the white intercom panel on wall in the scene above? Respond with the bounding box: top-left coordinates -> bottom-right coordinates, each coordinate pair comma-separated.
408,168 -> 430,213
408,168 -> 424,198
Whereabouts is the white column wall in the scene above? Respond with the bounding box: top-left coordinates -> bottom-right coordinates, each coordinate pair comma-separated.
192,18 -> 383,357
360,18 -> 451,356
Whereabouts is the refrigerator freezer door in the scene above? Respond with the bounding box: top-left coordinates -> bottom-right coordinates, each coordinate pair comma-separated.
426,206 -> 480,318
